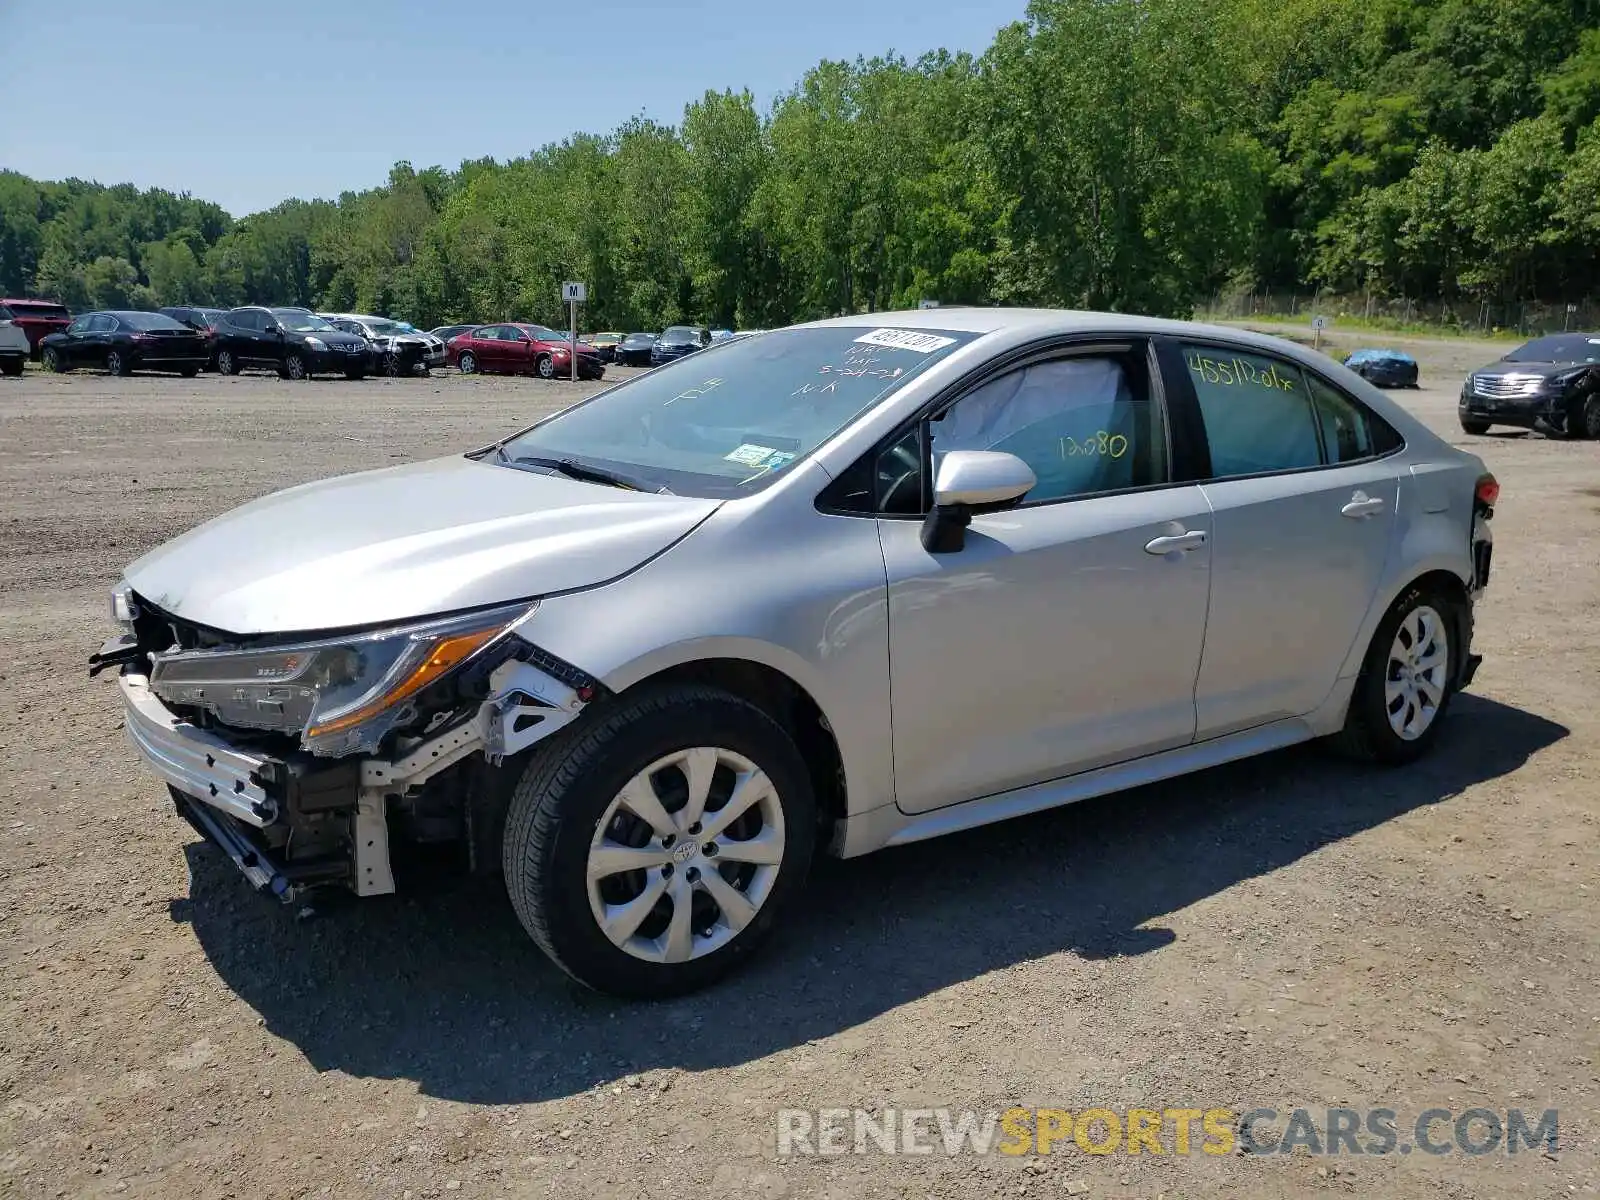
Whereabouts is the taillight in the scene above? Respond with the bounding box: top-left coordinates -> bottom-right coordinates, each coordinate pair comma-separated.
1475,473 -> 1499,516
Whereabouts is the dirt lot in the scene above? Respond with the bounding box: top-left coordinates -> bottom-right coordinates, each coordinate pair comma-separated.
1,339 -> 1597,1200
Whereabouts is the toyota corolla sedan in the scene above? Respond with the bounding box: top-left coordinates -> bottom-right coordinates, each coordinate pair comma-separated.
93,310 -> 1497,998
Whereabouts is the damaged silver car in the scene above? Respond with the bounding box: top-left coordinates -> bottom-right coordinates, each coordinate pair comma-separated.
93,310 -> 1497,997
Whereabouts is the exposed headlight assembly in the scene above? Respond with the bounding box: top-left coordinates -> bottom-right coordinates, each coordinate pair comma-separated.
148,601 -> 535,757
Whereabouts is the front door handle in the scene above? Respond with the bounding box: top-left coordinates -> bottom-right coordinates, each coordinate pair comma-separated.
1144,530 -> 1208,555
1341,494 -> 1387,519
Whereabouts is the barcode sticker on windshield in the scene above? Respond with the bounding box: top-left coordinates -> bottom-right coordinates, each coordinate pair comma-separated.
853,328 -> 957,354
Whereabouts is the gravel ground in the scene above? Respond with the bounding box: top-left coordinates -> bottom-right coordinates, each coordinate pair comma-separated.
1,340 -> 1596,1200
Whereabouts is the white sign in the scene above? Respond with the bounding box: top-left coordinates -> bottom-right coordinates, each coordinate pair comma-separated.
561,281 -> 586,303
853,328 -> 957,354
1311,315 -> 1330,331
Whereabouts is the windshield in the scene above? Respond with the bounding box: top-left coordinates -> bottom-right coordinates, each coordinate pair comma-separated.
119,312 -> 189,331
364,319 -> 407,336
274,311 -> 336,332
493,325 -> 977,497
661,327 -> 702,341
1505,334 -> 1600,364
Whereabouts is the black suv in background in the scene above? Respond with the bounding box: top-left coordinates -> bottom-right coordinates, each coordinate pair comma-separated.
213,307 -> 372,379
1459,332 -> 1600,438
158,306 -> 227,369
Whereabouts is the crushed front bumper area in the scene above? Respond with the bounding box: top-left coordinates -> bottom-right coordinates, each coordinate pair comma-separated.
117,651 -> 595,904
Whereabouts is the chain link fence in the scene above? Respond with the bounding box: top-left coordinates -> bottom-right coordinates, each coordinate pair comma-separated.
1197,290 -> 1600,337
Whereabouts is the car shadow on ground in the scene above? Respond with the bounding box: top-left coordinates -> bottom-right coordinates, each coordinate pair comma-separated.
175,692 -> 1565,1105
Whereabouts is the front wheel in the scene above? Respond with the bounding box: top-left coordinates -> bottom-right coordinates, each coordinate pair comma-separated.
1578,394 -> 1600,440
42,347 -> 65,373
1458,416 -> 1490,435
1329,583 -> 1460,764
502,684 -> 816,998
280,352 -> 308,381
536,353 -> 556,379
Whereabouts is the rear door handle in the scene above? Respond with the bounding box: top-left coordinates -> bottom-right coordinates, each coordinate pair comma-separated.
1341,494 -> 1386,519
1144,530 -> 1208,555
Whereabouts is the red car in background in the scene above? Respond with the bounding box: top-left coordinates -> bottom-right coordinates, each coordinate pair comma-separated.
1,299 -> 72,357
447,322 -> 605,380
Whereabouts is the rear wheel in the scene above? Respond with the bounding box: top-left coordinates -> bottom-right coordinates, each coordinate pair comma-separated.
0,358 -> 23,377
502,684 -> 816,998
1329,583 -> 1460,764
215,349 -> 237,376
1458,415 -> 1490,435
42,347 -> 64,373
106,349 -> 132,376
458,351 -> 478,374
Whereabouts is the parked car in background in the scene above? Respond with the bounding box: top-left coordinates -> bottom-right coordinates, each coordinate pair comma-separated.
95,309 -> 1496,998
1458,332 -> 1600,438
710,329 -> 735,343
650,325 -> 712,365
322,313 -> 445,375
430,324 -> 480,344
0,308 -> 30,375
447,323 -> 605,380
588,332 -> 624,362
1343,348 -> 1419,388
39,311 -> 209,376
616,332 -> 657,366
213,307 -> 372,380
0,298 -> 72,357
159,306 -> 227,370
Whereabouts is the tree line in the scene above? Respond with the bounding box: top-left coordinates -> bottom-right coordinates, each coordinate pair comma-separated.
3,0 -> 1598,332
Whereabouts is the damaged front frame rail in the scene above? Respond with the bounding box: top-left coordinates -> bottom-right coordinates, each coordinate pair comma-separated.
122,644 -> 600,904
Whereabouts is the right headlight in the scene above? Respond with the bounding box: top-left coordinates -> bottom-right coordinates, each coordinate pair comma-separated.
148,600 -> 535,756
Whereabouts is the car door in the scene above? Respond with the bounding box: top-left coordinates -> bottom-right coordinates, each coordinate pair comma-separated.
506,329 -> 538,373
222,310 -> 259,364
57,316 -> 90,366
1167,339 -> 1405,738
468,326 -> 501,370
876,342 -> 1215,815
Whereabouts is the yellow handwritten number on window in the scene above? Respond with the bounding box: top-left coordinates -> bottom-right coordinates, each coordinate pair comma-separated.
1059,432 -> 1128,459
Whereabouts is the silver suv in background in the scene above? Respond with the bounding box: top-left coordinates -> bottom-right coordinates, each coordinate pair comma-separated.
322,313 -> 447,376
92,309 -> 1497,997
0,305 -> 29,375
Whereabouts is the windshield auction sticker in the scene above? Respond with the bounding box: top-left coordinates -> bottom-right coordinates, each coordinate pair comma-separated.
853,328 -> 958,353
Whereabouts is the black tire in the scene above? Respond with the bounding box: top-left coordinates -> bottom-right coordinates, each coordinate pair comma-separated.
215,349 -> 237,376
344,369 -> 366,381
1458,416 -> 1490,435
0,358 -> 23,377
179,365 -> 199,379
458,351 -> 478,374
1579,394 -> 1600,440
41,347 -> 64,373
502,683 -> 817,998
280,352 -> 309,381
536,353 -> 555,379
382,351 -> 403,378
106,349 -> 133,376
1328,582 -> 1462,765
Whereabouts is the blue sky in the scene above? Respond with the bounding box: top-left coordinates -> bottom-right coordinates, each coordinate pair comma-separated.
0,0 -> 1022,218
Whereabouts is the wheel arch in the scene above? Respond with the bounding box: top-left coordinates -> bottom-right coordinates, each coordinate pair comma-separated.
604,653 -> 848,836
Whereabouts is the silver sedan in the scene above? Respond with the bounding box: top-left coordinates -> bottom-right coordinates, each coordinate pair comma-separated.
96,309 -> 1498,997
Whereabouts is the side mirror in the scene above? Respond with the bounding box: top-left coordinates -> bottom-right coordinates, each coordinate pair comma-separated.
921,450 -> 1037,553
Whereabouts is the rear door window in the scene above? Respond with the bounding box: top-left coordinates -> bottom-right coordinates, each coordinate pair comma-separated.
1182,346 -> 1322,477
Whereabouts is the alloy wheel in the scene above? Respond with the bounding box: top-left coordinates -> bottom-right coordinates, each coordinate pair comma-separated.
106,351 -> 123,376
286,354 -> 306,380
459,352 -> 477,374
586,747 -> 786,964
538,354 -> 555,379
43,348 -> 60,373
1384,604 -> 1449,741
217,350 -> 234,375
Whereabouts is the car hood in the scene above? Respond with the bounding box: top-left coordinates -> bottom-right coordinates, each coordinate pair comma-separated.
1474,359 -> 1586,379
123,455 -> 721,635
